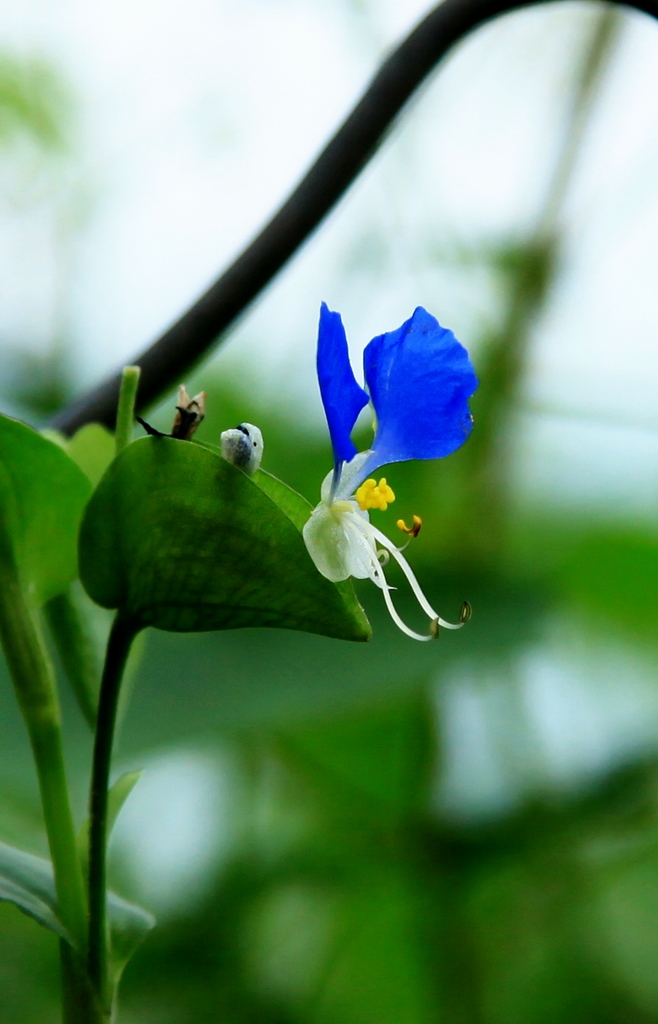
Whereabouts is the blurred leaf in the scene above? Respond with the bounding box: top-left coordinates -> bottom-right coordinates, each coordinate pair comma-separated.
279,696 -> 434,820
0,903 -> 60,1021
79,437 -> 370,641
0,54 -> 71,151
560,529 -> 658,642
315,869 -> 433,1024
243,882 -> 336,1010
66,423 -> 115,487
42,420 -> 116,724
0,786 -> 43,851
593,854 -> 658,1014
77,770 -> 142,873
118,573 -> 535,752
107,881 -> 155,984
0,839 -> 71,942
105,771 -> 142,836
0,840 -> 153,977
44,423 -> 116,488
3,348 -> 73,418
0,414 -> 90,606
465,858 -> 575,1024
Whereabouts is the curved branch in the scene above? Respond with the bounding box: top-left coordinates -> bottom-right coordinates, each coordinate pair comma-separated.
52,0 -> 658,435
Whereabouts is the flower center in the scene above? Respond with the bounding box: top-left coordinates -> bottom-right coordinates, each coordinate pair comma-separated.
331,499 -> 354,515
355,477 -> 395,511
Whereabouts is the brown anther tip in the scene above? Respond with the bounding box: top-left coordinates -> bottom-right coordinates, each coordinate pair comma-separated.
430,618 -> 440,639
397,515 -> 422,538
459,601 -> 472,624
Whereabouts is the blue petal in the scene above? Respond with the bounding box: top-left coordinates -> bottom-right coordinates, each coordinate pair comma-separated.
317,303 -> 369,466
362,307 -> 478,475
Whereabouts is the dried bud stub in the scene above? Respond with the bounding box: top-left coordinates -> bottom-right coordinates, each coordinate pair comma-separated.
220,423 -> 263,476
171,385 -> 206,440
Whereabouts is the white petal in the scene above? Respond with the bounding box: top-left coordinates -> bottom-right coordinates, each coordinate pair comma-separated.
319,467 -> 334,505
303,502 -> 379,584
340,512 -> 384,586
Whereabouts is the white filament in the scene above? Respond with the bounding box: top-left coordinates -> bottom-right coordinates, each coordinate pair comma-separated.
363,519 -> 463,630
303,494 -> 463,640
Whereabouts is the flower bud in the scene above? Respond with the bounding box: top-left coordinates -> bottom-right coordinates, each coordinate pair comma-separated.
220,423 -> 263,476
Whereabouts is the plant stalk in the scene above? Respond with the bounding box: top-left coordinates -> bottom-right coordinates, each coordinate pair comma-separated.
60,942 -> 105,1024
87,613 -> 139,1011
114,365 -> 141,456
0,555 -> 87,954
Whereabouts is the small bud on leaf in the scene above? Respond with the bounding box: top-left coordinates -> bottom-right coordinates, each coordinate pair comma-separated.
220,423 -> 263,476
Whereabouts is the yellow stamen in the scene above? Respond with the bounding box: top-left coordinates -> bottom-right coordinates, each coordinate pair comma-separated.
355,477 -> 396,512
397,515 -> 422,538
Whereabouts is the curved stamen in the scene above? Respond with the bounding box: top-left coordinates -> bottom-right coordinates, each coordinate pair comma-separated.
369,551 -> 437,642
345,514 -> 441,639
397,515 -> 422,538
350,515 -> 465,630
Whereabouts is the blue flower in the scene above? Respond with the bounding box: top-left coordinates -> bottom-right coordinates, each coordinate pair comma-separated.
303,303 -> 478,640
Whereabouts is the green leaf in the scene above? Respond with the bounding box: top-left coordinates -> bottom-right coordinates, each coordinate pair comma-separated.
0,414 -> 91,605
79,437 -> 370,641
279,696 -> 434,820
66,423 -> 116,488
107,885 -> 155,982
0,838 -> 71,941
309,868 -> 433,1024
559,529 -> 658,641
105,770 -> 142,837
252,468 -> 310,530
78,771 -> 142,871
0,839 -> 154,976
42,423 -> 116,489
0,55 -> 71,151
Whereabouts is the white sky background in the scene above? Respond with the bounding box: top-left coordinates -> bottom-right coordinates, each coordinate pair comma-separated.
0,0 -> 658,511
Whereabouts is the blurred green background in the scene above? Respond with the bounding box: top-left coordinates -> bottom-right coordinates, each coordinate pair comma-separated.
4,2 -> 658,1021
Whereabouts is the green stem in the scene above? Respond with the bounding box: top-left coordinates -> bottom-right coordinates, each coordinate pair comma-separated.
114,365 -> 141,456
0,559 -> 87,952
45,588 -> 100,730
87,613 -> 139,1010
60,942 -> 105,1024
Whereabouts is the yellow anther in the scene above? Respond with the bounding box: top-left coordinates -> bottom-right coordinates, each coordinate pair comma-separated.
355,477 -> 396,512
397,515 -> 422,538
